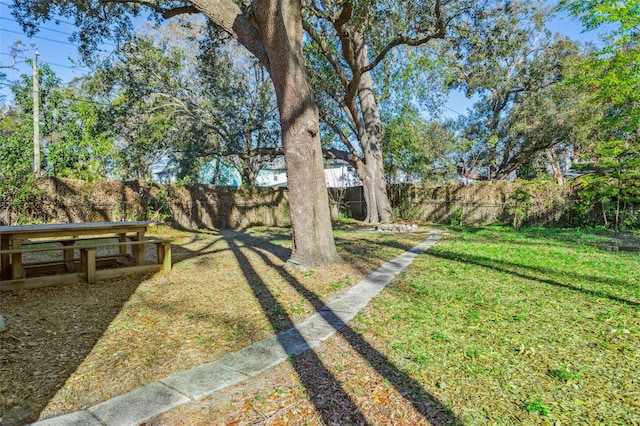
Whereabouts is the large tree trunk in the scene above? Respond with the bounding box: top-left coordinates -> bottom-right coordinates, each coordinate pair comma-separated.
193,0 -> 340,267
251,0 -> 341,268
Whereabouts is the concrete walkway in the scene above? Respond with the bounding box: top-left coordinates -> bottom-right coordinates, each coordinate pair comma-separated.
32,232 -> 443,426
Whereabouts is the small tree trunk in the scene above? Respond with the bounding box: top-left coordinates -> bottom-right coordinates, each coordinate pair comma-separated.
615,195 -> 621,235
353,33 -> 393,223
546,148 -> 564,187
213,158 -> 221,184
241,163 -> 258,187
620,200 -> 628,235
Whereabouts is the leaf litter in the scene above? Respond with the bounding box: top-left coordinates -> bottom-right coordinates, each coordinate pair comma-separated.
0,224 -> 427,425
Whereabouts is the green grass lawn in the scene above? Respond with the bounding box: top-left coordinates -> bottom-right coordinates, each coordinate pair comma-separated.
358,226 -> 639,424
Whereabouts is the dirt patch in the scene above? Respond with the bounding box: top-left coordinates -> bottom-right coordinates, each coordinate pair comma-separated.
0,277 -> 141,425
0,224 -> 428,425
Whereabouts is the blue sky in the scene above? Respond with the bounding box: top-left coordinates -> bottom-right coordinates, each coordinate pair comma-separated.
1,3 -> 606,111
0,1 -> 115,101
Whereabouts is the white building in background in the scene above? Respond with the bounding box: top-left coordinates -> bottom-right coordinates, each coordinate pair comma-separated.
255,158 -> 288,187
256,157 -> 361,188
323,160 -> 362,188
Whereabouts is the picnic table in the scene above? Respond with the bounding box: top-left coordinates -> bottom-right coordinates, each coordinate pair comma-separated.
0,221 -> 171,290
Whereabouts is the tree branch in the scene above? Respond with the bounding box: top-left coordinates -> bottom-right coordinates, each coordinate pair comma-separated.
319,111 -> 359,163
323,147 -> 353,163
101,0 -> 270,68
361,0 -> 447,73
303,21 -> 350,89
100,0 -> 200,19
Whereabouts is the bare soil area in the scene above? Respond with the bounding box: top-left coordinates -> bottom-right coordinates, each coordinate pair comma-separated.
0,223 -> 428,426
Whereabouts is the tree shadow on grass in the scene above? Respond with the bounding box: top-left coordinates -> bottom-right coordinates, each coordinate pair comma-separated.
224,232 -> 459,425
425,249 -> 639,307
332,231 -> 431,277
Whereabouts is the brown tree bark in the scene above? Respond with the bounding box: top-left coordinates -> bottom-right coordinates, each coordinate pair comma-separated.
251,0 -> 340,267
194,0 -> 341,267
354,34 -> 393,223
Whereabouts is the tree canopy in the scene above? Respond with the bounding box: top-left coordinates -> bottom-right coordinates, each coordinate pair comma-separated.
11,0 -> 342,268
441,1 -> 590,181
561,0 -> 640,231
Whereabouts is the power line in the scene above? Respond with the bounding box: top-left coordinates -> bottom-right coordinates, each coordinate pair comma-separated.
49,62 -> 90,71
443,105 -> 465,116
0,17 -> 76,38
0,12 -> 115,47
0,81 -> 110,107
1,53 -> 90,73
0,2 -> 77,27
0,28 -> 79,47
0,52 -> 28,60
0,28 -> 114,55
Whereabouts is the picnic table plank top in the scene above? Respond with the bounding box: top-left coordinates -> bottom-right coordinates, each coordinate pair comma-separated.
0,222 -> 158,238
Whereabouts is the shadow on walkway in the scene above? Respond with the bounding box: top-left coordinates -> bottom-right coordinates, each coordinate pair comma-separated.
224,232 -> 459,424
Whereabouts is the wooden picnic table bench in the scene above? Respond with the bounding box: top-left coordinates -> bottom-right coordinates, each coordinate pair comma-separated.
0,222 -> 171,291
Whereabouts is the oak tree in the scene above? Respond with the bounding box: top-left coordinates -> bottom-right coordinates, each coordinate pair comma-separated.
302,0 -> 470,222
12,0 -> 341,268
446,1 -> 584,181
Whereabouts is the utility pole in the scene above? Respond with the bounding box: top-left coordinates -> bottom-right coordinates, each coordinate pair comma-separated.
33,50 -> 40,177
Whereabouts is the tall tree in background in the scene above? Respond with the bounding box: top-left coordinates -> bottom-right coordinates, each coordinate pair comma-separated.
302,0 -> 469,222
561,0 -> 639,138
13,0 -> 340,268
89,25 -> 280,185
383,108 -> 459,182
196,33 -> 281,186
446,1 -> 585,181
1,63 -> 113,223
0,105 -> 38,222
89,34 -> 204,181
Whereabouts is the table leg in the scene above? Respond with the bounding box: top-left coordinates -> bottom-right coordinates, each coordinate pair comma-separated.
0,235 -> 8,280
11,239 -> 24,279
131,231 -> 146,265
118,233 -> 127,256
81,247 -> 96,283
62,241 -> 75,272
157,242 -> 171,271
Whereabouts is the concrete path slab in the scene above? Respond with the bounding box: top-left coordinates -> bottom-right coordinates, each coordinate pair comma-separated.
87,382 -> 189,426
255,327 -> 320,358
161,362 -> 248,400
216,342 -> 287,376
30,231 -> 442,426
295,311 -> 346,342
